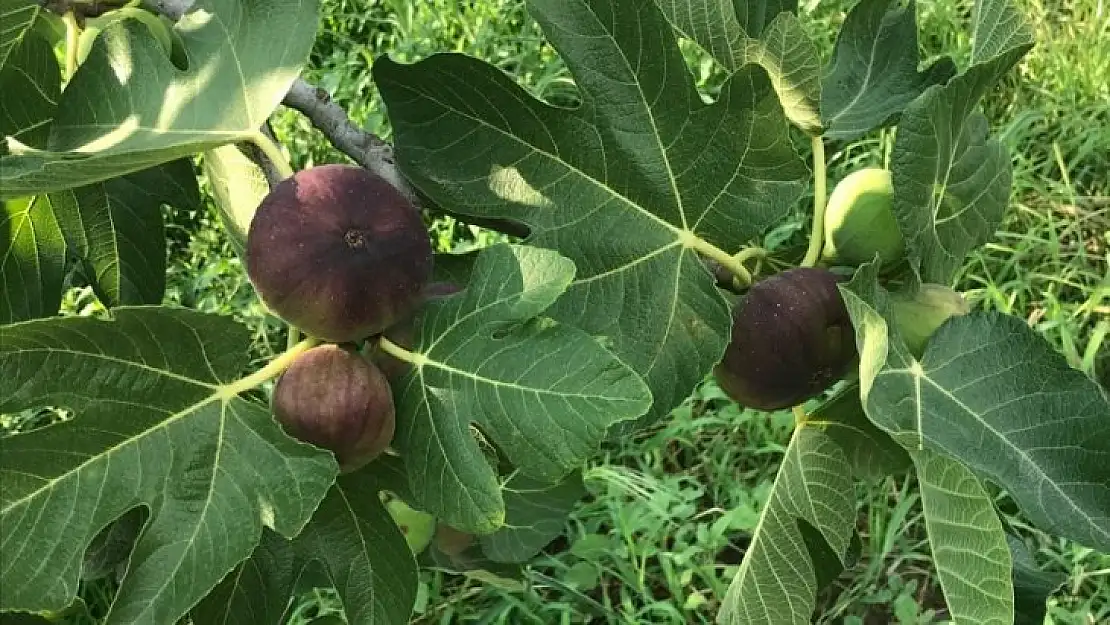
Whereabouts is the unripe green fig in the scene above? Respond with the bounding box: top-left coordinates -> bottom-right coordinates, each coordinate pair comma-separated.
889,284 -> 970,358
246,165 -> 434,343
76,6 -> 175,65
714,268 -> 857,411
272,344 -> 395,473
822,168 -> 905,268
385,499 -> 436,553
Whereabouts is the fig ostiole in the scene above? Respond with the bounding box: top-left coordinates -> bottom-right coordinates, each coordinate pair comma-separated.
713,268 -> 857,411
272,344 -> 395,473
889,284 -> 971,358
821,167 -> 905,269
246,164 -> 434,343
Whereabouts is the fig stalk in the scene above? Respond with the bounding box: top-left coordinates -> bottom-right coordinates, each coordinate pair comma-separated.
801,136 -> 828,268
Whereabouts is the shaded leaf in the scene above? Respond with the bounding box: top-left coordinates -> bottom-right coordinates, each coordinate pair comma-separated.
48,160 -> 200,308
194,465 -> 418,625
748,13 -> 822,134
480,470 -> 587,563
820,0 -> 957,142
81,507 -> 146,582
717,427 -> 855,625
914,450 -> 1013,625
0,194 -> 66,323
389,244 -> 652,533
890,0 -> 1033,283
809,384 -> 911,481
0,0 -> 320,199
971,0 -> 1035,66
1008,534 -> 1065,625
841,268 -> 1110,553
376,0 -> 807,429
655,1 -> 820,133
0,307 -> 337,623
655,0 -> 797,64
0,5 -> 60,149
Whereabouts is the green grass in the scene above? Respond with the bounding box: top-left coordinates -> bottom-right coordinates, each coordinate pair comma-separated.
14,0 -> 1108,623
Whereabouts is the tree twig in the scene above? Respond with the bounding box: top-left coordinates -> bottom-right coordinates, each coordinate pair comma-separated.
280,78 -> 407,196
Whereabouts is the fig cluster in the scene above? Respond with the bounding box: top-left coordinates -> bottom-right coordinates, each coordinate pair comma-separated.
714,268 -> 857,411
247,164 -> 441,471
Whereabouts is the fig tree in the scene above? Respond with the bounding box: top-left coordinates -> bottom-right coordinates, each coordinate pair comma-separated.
822,168 -> 905,268
246,164 -> 434,343
714,268 -> 857,411
889,284 -> 970,358
272,344 -> 395,473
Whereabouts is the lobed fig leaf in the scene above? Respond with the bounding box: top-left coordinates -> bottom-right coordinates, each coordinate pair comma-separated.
822,167 -> 905,269
246,164 -> 434,342
272,344 -> 396,473
714,268 -> 857,411
889,283 -> 971,358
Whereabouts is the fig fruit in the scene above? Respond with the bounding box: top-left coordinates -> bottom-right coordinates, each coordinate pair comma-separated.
714,268 -> 857,411
433,523 -> 476,556
889,284 -> 970,358
822,168 -> 905,268
385,499 -> 436,553
246,164 -> 434,343
272,344 -> 395,473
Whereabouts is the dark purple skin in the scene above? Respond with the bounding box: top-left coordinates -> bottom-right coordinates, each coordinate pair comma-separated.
714,268 -> 857,411
246,164 -> 434,343
273,344 -> 395,473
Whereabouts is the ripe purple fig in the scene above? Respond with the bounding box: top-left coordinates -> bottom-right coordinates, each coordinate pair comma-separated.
246,164 -> 434,343
714,268 -> 857,411
272,344 -> 395,473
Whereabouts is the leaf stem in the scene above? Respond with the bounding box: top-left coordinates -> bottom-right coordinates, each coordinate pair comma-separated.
377,336 -> 426,367
800,135 -> 828,268
62,10 -> 80,81
734,246 -> 768,273
249,131 -> 295,181
684,233 -> 752,287
792,405 -> 808,428
217,337 -> 318,400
